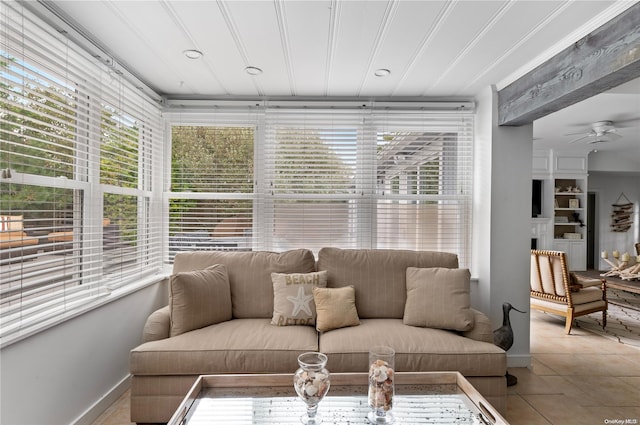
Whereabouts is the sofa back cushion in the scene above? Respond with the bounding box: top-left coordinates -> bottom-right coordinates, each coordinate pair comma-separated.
317,248 -> 459,319
173,249 -> 316,318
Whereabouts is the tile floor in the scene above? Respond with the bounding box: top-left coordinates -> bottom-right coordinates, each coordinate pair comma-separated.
93,309 -> 640,425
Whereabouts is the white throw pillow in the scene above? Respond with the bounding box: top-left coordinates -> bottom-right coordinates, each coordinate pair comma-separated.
271,271 -> 328,326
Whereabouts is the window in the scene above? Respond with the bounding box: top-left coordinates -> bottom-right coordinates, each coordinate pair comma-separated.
0,1 -> 163,344
168,124 -> 255,260
374,122 -> 473,265
168,108 -> 473,267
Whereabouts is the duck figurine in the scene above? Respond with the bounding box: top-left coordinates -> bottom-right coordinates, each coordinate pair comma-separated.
493,302 -> 526,386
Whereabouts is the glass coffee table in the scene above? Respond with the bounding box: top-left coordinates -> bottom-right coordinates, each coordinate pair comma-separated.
168,371 -> 508,424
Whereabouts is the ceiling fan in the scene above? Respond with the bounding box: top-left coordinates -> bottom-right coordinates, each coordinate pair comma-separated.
566,120 -> 622,144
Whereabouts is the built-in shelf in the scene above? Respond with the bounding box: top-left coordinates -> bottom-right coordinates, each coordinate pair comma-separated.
552,176 -> 587,270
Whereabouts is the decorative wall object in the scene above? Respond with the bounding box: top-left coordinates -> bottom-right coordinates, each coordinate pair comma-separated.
610,193 -> 633,232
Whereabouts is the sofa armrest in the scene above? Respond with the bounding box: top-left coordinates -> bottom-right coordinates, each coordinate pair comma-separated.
142,305 -> 170,342
462,309 -> 493,343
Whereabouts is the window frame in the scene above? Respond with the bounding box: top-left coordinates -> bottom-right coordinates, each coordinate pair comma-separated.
0,0 -> 164,346
166,107 -> 474,265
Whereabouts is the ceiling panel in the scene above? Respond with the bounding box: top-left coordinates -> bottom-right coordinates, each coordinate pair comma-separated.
282,1 -> 333,96
327,1 -> 391,96
33,0 -> 638,167
433,1 -> 565,95
392,0 -> 508,96
169,1 -> 245,96
355,1 -> 449,97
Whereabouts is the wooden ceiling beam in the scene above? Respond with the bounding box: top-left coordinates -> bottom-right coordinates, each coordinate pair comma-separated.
498,3 -> 640,126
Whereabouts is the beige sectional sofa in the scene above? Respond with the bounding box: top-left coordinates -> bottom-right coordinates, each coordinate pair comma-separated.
129,248 -> 506,423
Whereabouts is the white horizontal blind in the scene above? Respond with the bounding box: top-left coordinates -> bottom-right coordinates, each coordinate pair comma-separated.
167,107 -> 473,266
264,109 -> 370,252
370,111 -> 474,266
0,1 -> 163,343
264,109 -> 473,264
168,119 -> 257,261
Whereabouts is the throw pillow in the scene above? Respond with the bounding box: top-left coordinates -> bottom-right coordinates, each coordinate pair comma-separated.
169,264 -> 232,337
271,271 -> 328,326
313,286 -> 360,332
403,267 -> 474,332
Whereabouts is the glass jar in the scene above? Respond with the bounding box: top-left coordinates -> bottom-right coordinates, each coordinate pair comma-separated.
368,345 -> 395,424
294,352 -> 330,424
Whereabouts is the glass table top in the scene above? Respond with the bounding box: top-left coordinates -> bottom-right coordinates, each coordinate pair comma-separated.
169,372 -> 508,425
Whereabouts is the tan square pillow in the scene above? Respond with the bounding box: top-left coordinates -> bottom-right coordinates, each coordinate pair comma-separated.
313,286 -> 360,332
271,271 -> 327,326
403,267 -> 474,331
170,264 -> 232,337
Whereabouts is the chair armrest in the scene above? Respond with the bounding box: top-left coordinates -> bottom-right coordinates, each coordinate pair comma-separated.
571,273 -> 605,288
462,309 -> 493,343
142,305 -> 170,342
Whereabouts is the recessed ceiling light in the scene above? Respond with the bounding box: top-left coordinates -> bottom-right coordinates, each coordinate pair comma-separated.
245,66 -> 263,75
183,49 -> 203,59
374,68 -> 391,77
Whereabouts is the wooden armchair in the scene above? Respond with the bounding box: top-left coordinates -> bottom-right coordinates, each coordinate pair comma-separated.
530,249 -> 607,334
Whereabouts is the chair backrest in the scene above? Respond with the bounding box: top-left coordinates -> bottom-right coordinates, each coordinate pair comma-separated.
530,250 -> 571,298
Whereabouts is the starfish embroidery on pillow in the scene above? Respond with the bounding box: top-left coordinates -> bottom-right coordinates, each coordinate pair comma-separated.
287,286 -> 314,317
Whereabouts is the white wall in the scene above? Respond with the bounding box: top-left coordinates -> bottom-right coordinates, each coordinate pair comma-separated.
474,86 -> 532,368
0,280 -> 168,425
589,151 -> 640,174
589,171 -> 640,270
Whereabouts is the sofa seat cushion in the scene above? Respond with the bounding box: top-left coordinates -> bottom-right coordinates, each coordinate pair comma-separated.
130,319 -> 318,375
530,296 -> 606,314
318,319 -> 506,377
317,248 -> 459,319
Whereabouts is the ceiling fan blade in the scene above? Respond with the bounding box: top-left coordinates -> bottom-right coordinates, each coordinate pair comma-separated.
568,134 -> 592,144
588,138 -> 611,144
605,131 -> 622,140
611,116 -> 640,126
564,131 -> 590,136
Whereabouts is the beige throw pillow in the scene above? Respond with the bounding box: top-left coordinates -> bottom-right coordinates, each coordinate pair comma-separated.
169,264 -> 232,337
313,286 -> 360,332
271,271 -> 328,326
403,267 -> 474,332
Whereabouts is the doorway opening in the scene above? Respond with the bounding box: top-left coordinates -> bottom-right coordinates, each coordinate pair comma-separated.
587,192 -> 598,270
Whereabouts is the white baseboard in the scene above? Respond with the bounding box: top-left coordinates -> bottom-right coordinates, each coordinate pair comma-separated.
507,354 -> 532,368
72,374 -> 131,425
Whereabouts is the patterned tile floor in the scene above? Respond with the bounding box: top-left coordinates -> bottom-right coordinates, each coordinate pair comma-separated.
93,309 -> 640,425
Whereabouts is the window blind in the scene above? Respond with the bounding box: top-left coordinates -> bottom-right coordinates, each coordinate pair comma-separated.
264,109 -> 473,264
168,107 -> 473,266
166,111 -> 260,261
369,111 -> 474,266
0,1 -> 164,344
264,109 -> 369,252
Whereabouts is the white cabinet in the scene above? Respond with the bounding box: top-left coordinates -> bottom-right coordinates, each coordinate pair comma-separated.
531,218 -> 552,250
553,240 -> 586,271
